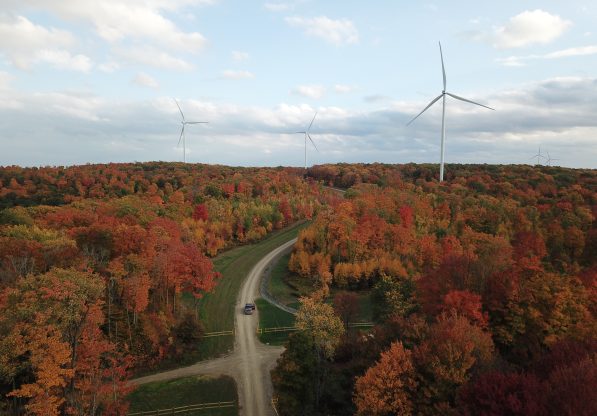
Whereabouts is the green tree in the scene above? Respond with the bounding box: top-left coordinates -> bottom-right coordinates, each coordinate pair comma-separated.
272,297 -> 345,414
271,331 -> 318,416
372,273 -> 418,321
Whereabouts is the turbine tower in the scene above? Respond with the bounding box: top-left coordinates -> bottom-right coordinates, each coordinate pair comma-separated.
174,99 -> 208,163
292,111 -> 319,170
407,42 -> 495,182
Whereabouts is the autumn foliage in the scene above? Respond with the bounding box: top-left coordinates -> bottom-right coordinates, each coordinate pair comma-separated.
2,161 -> 595,414
0,162 -> 323,414
274,163 -> 596,415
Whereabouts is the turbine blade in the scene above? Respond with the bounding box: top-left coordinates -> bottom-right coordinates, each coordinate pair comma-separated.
307,133 -> 319,152
178,126 -> 184,146
185,121 -> 209,124
446,92 -> 495,111
406,94 -> 444,126
307,111 -> 318,132
439,42 -> 446,90
174,99 -> 185,121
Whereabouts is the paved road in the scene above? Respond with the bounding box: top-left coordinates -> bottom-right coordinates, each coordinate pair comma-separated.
132,237 -> 298,416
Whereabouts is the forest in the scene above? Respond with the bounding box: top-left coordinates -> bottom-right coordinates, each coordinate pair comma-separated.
0,162 -> 595,415
0,162 -> 323,415
273,163 -> 596,415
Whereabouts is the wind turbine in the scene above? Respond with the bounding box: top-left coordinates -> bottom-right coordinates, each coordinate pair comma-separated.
174,99 -> 208,163
530,147 -> 546,165
291,111 -> 319,170
407,42 -> 495,182
545,150 -> 559,166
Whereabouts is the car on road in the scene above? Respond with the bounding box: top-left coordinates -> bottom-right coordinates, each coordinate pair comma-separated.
244,303 -> 256,315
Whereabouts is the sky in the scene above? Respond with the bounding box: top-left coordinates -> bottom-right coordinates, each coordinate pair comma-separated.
1,0 -> 596,169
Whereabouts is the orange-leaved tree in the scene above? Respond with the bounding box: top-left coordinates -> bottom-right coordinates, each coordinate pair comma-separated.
354,341 -> 417,416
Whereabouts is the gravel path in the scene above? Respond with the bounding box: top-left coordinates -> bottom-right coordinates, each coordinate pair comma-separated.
132,237 -> 298,416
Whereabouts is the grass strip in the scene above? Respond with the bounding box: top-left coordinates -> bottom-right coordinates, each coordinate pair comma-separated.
127,375 -> 237,416
256,298 -> 296,346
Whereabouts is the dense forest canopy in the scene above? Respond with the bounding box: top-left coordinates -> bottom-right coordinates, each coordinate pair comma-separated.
0,162 -> 324,415
272,162 -> 596,415
0,162 -> 595,415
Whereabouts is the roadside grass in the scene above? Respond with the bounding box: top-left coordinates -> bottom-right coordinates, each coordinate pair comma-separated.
256,298 -> 296,346
128,375 -> 237,416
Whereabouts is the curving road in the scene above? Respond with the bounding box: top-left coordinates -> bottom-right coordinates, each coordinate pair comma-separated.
133,237 -> 298,416
235,237 -> 296,416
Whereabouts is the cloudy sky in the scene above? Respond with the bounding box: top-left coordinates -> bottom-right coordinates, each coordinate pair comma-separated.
1,1 -> 596,168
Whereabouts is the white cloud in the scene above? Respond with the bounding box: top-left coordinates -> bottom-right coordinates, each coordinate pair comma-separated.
292,85 -> 325,99
334,84 -> 356,94
0,15 -> 92,71
232,51 -> 249,61
285,16 -> 359,46
0,71 -> 12,90
221,70 -> 255,79
492,9 -> 571,49
2,1 -> 212,72
115,46 -> 194,70
264,2 -> 293,12
133,72 -> 159,89
5,0 -> 209,53
38,50 -> 93,72
545,45 -> 597,58
497,56 -> 527,67
497,44 -> 597,66
98,61 -> 120,73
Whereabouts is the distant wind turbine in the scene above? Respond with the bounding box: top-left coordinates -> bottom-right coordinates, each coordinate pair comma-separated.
290,111 -> 319,170
546,150 -> 559,166
174,99 -> 208,163
530,147 -> 546,165
407,42 -> 495,182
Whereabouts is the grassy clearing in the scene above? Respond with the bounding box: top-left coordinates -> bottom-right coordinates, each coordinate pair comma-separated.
256,298 -> 296,346
127,375 -> 237,415
267,254 -> 312,307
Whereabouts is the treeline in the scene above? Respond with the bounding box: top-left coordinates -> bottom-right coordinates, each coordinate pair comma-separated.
273,163 -> 596,415
0,163 -> 323,415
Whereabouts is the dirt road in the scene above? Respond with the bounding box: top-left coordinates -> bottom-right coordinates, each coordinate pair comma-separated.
235,237 -> 296,416
133,238 -> 298,416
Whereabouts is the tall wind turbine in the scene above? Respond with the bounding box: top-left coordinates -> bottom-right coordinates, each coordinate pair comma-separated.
174,99 -> 208,163
291,111 -> 319,170
407,42 -> 495,182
